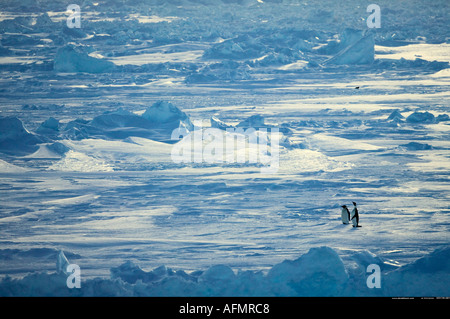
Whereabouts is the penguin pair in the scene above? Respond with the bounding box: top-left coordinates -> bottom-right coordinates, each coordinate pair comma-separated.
341,202 -> 361,227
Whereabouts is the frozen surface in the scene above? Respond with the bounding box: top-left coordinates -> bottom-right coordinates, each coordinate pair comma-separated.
0,0 -> 449,296
54,43 -> 116,73
0,246 -> 448,296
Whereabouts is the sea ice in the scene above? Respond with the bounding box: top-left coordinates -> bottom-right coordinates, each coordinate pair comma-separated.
0,116 -> 41,155
326,32 -> 375,65
2,246 -> 448,296
406,111 -> 436,124
53,43 -> 116,73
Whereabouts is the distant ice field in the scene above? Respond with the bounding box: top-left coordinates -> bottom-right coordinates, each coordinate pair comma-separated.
0,1 -> 448,296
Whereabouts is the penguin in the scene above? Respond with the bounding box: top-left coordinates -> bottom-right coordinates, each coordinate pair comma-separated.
341,205 -> 351,224
351,201 -> 361,227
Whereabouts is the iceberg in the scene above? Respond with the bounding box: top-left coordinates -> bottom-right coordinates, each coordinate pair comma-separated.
199,264 -> 235,284
56,251 -> 70,276
89,108 -> 156,139
210,116 -> 234,130
267,246 -> 348,296
0,116 -> 41,155
318,29 -> 366,55
436,114 -> 449,122
142,101 -> 193,130
210,114 -> 293,149
36,117 -> 60,138
384,247 -> 450,296
387,109 -> 405,123
37,117 -> 59,132
203,35 -> 266,60
34,12 -> 55,31
325,30 -> 375,65
57,102 -> 193,143
349,250 -> 399,272
53,43 -> 115,73
0,16 -> 33,34
399,142 -> 433,151
185,61 -> 252,83
61,118 -> 95,141
110,261 -> 160,284
406,111 -> 436,124
236,114 -> 265,128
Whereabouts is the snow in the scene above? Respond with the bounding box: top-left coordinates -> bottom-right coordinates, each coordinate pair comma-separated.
306,133 -> 382,155
109,51 -> 203,66
24,143 -> 69,159
278,60 -> 309,71
0,158 -> 28,172
0,0 -> 449,297
0,56 -> 41,64
278,149 -> 353,173
48,150 -> 114,172
376,43 -> 450,63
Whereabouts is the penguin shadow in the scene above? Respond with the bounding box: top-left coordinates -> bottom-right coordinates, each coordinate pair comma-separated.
335,222 -> 362,230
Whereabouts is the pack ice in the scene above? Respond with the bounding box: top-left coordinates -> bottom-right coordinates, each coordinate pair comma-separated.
0,0 -> 449,298
0,246 -> 448,296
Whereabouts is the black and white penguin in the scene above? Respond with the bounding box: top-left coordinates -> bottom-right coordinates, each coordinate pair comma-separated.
351,201 -> 361,227
341,205 -> 351,224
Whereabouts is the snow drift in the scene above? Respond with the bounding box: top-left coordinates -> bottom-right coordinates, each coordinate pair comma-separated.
0,158 -> 28,172
24,142 -> 70,159
0,246 -> 448,297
